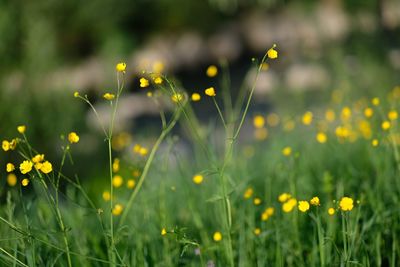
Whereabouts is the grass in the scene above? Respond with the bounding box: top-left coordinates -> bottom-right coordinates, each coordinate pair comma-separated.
1,45 -> 400,267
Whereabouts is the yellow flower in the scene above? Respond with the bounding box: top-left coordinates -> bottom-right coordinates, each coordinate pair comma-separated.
112,204 -> 123,216
192,174 -> 204,184
140,78 -> 149,88
261,212 -> 269,221
325,109 -> 336,122
244,187 -> 254,199
139,147 -> 148,156
278,193 -> 291,203
282,146 -> 292,157
171,93 -> 183,103
283,120 -> 295,132
112,175 -> 123,188
364,108 -> 373,118
341,107 -> 352,121
302,111 -> 313,125
112,158 -> 120,173
40,161 -> 52,174
9,139 -> 17,150
253,115 -> 265,129
310,197 -> 320,206
32,154 -> 45,163
68,132 -> 80,144
21,178 -> 29,187
161,228 -> 167,236
254,228 -> 261,235
127,179 -> 136,189
74,91 -> 79,97
335,126 -> 350,139
116,62 -> 127,73
328,208 -> 335,215
382,121 -> 391,131
19,160 -> 33,174
7,173 -> 17,186
372,97 -> 380,106
133,144 -> 141,153
372,139 -> 379,147
388,110 -> 398,121
102,191 -> 111,201
205,87 -> 216,97
6,163 -> 15,173
191,93 -> 201,102
103,93 -> 115,101
153,76 -> 163,84
254,128 -> 268,141
2,140 -> 10,151
316,132 -> 327,144
253,198 -> 262,205
298,201 -> 310,212
34,163 -> 43,170
267,44 -> 278,59
282,198 -> 297,213
17,125 -> 26,134
267,113 -> 280,127
152,61 -> 164,73
206,65 -> 218,77
132,170 -> 141,177
213,231 -> 222,242
265,207 -> 274,216
339,197 -> 354,211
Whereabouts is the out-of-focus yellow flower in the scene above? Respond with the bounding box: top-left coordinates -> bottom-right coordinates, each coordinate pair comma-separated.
261,212 -> 269,221
21,178 -> 29,187
171,93 -> 183,103
253,115 -> 265,129
132,170 -> 141,178
325,109 -> 336,122
152,61 -> 164,73
283,120 -> 295,132
32,154 -> 45,164
372,97 -> 380,106
267,113 -> 280,127
206,65 -> 218,77
213,231 -> 222,242
382,121 -> 391,131
278,193 -> 291,203
372,139 -> 379,147
364,108 -> 373,118
316,132 -> 327,144
254,228 -> 261,235
6,163 -> 15,173
161,228 -> 167,236
298,201 -> 310,212
282,146 -> 292,157
153,76 -> 163,84
74,91 -> 79,97
127,179 -> 136,189
17,125 -> 26,134
140,78 -> 149,88
335,126 -> 351,139
103,93 -> 115,101
112,175 -> 123,188
302,111 -> 313,125
253,198 -> 262,205
191,93 -> 201,101
68,132 -> 80,144
116,62 -> 127,73
244,187 -> 253,199
192,174 -> 204,185
310,197 -> 320,206
102,191 -> 111,201
341,107 -> 352,121
7,173 -> 17,187
139,147 -> 148,156
266,207 -> 274,216
267,44 -> 278,59
254,128 -> 268,141
282,198 -> 297,213
388,110 -> 398,121
112,158 -> 120,173
20,160 -> 33,174
339,197 -> 354,211
112,204 -> 123,216
205,87 -> 216,97
328,208 -> 335,215
40,161 -> 53,174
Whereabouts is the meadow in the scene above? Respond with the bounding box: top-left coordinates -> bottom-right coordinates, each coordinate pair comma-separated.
1,44 -> 400,267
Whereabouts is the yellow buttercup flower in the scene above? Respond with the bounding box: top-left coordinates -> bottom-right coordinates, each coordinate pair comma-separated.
213,231 -> 222,242
17,125 -> 26,134
278,193 -> 291,203
112,175 -> 123,188
254,228 -> 261,235
19,160 -> 33,174
68,132 -> 80,144
152,61 -> 164,73
192,174 -> 204,184
161,228 -> 167,236
267,113 -> 280,127
112,204 -> 123,216
265,207 -> 275,216
127,179 -> 136,189
116,62 -> 127,73
40,161 -> 53,174
206,65 -> 218,77
325,109 -> 336,122
261,212 -> 269,221
316,132 -> 327,144
140,78 -> 149,88
7,173 -> 17,187
112,158 -> 120,173
191,93 -> 201,102
302,111 -> 313,125
267,44 -> 278,59
74,91 -> 79,97
171,93 -> 183,103
339,197 -> 354,211
372,139 -> 379,147
9,139 -> 17,150
388,110 -> 398,121
341,107 -> 352,121
282,198 -> 297,213
244,187 -> 253,199
6,163 -> 15,173
310,197 -> 320,206
253,115 -> 265,129
102,191 -> 111,201
205,87 -> 216,97
382,121 -> 391,131
103,93 -> 115,101
328,208 -> 335,215
254,128 -> 268,140
32,154 -> 45,163
2,140 -> 10,151
21,178 -> 29,187
253,198 -> 262,206
298,201 -> 310,212
372,97 -> 380,106
139,147 -> 148,156
364,108 -> 373,118
282,146 -> 292,157
153,76 -> 163,84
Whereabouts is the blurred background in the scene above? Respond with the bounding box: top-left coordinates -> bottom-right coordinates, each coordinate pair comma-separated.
1,0 -> 400,185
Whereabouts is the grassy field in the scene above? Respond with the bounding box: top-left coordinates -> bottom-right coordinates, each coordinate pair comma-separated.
1,46 -> 400,267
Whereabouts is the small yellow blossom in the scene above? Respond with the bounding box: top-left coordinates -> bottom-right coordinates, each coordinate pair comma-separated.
6,163 -> 15,173
206,65 -> 218,77
139,147 -> 148,156
146,91 -> 153,97
372,97 -> 380,106
32,154 -> 45,164
7,173 -> 17,187
261,62 -> 269,71
298,201 -> 310,212
278,193 -> 291,203
382,121 -> 391,131
254,228 -> 261,235
132,170 -> 141,177
152,61 -> 164,73
372,139 -> 379,147
213,231 -> 222,242
103,93 -> 115,101
302,111 -> 313,125
34,163 -> 43,170
191,93 -> 201,101
2,140 -> 10,151
161,228 -> 167,236
205,87 -> 216,97
335,126 -> 351,139
68,132 -> 80,144
192,174 -> 204,184
133,144 -> 141,153
254,128 -> 268,140
40,161 -> 53,174
316,132 -> 327,144
310,197 -> 320,206
282,146 -> 292,157
171,93 -> 183,103
267,113 -> 280,127
112,204 -> 123,216
328,208 -> 335,215
21,178 -> 29,187
261,212 -> 269,221
153,76 -> 163,84
17,125 -> 26,134
282,198 -> 297,213
9,139 -> 17,150
127,179 -> 136,189
116,62 -> 127,73
339,197 -> 354,211
102,191 -> 111,201
364,108 -> 373,118
253,115 -> 265,129
112,175 -> 123,188
325,109 -> 336,122
388,110 -> 398,121
267,44 -> 278,59
253,198 -> 262,205
244,187 -> 254,199
341,107 -> 352,121
112,158 -> 120,173
283,120 -> 295,132
19,160 -> 33,174
74,91 -> 79,97
265,207 -> 275,216
140,78 -> 149,88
